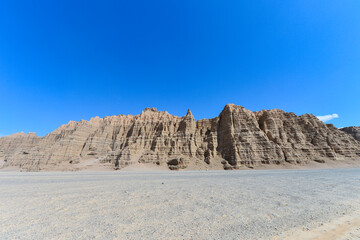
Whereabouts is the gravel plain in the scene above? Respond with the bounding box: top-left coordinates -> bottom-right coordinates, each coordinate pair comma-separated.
1,168 -> 360,240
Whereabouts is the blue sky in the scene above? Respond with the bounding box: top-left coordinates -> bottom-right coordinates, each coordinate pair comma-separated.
0,1 -> 359,136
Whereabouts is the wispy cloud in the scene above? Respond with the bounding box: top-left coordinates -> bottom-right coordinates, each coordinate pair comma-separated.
317,114 -> 339,122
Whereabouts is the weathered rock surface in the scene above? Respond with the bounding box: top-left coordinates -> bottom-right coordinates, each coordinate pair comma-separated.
340,127 -> 360,142
0,132 -> 41,169
1,104 -> 360,171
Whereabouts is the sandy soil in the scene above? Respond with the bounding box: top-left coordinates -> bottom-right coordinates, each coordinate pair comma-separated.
1,169 -> 360,239
2,157 -> 360,172
273,207 -> 360,240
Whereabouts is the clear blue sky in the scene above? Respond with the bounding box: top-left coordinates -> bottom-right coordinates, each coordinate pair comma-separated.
1,1 -> 359,136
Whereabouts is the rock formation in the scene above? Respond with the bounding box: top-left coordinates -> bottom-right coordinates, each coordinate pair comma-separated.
1,104 -> 360,171
340,127 -> 360,142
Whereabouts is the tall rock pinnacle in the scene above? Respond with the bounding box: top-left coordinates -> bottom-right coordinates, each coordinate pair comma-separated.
185,109 -> 194,120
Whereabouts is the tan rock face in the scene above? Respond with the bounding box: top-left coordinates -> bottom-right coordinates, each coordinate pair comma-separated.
1,104 -> 360,171
340,127 -> 360,142
0,132 -> 41,169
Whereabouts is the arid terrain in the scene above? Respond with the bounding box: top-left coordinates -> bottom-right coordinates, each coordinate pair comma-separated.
1,168 -> 360,240
1,104 -> 360,172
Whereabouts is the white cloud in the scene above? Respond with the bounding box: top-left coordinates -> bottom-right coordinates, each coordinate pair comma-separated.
317,113 -> 339,122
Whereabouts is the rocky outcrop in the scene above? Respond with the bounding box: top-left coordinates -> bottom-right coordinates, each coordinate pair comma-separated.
340,127 -> 360,142
0,132 -> 41,169
1,104 -> 360,171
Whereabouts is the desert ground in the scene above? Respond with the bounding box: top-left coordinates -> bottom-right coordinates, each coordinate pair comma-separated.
1,168 -> 360,240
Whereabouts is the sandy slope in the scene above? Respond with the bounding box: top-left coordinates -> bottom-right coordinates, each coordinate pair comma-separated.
1,169 -> 360,239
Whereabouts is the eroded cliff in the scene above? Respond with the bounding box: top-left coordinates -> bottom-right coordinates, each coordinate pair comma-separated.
340,127 -> 360,142
1,104 -> 360,171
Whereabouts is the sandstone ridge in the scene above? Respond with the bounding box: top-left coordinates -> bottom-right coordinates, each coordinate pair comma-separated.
1,104 -> 360,171
340,127 -> 360,142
